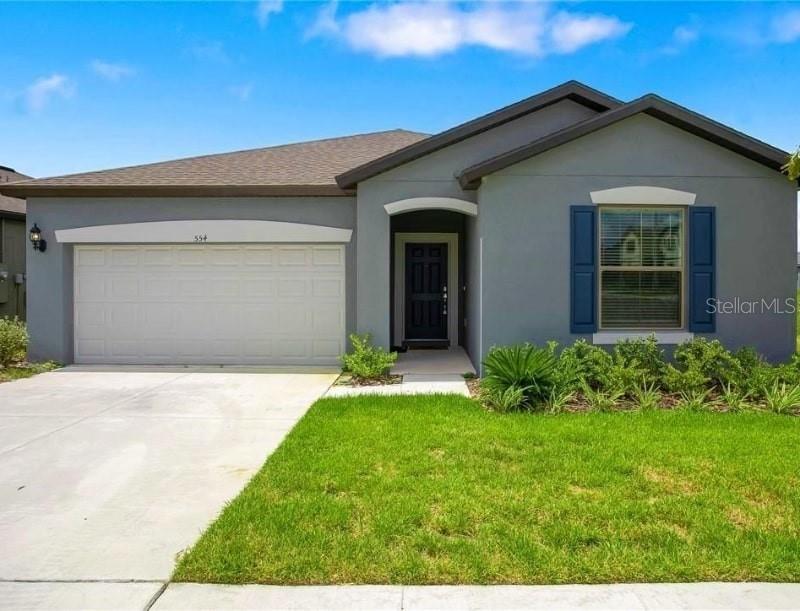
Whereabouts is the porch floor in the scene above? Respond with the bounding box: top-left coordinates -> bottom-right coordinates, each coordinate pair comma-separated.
391,346 -> 476,376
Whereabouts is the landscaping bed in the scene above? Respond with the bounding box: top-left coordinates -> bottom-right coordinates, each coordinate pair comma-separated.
0,361 -> 60,383
174,394 -> 800,585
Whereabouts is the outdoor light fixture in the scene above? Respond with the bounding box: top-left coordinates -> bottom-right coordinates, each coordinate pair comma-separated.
29,224 -> 46,252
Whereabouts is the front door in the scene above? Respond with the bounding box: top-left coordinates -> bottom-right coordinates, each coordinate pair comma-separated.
405,242 -> 448,341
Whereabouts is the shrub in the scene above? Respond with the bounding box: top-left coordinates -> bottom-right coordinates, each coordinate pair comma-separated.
613,335 -> 666,381
480,385 -> 527,413
762,382 -> 800,415
556,339 -> 613,390
481,343 -> 557,407
663,363 -> 709,394
675,388 -> 715,411
340,333 -> 397,381
719,382 -> 752,413
0,317 -> 28,367
581,382 -> 624,412
672,338 -> 743,389
633,381 -> 662,411
542,388 -> 576,414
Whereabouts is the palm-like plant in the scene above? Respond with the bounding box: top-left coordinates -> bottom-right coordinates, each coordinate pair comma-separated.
481,344 -> 557,408
783,147 -> 800,181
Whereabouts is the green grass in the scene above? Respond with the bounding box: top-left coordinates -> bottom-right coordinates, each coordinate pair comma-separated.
174,394 -> 800,585
0,361 -> 59,383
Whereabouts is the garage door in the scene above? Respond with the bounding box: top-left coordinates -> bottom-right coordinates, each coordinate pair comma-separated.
74,244 -> 345,365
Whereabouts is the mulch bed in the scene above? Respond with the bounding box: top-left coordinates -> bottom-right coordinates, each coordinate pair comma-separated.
334,373 -> 403,387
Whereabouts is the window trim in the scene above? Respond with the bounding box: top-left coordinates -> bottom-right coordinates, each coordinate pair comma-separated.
597,205 -> 686,331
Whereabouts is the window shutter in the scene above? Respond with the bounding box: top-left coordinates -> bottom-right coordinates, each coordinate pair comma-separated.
570,205 -> 597,333
689,206 -> 715,332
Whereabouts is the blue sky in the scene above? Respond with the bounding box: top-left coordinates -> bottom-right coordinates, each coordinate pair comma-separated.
1,1 -> 799,179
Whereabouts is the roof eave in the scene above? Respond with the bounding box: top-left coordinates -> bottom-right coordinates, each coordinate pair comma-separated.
335,81 -> 622,190
458,96 -> 789,189
0,184 -> 352,198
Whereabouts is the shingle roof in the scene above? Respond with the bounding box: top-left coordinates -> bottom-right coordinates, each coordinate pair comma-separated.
0,130 -> 429,198
0,167 -> 30,216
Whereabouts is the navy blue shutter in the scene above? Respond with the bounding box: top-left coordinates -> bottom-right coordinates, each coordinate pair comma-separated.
570,206 -> 597,333
688,206 -> 716,332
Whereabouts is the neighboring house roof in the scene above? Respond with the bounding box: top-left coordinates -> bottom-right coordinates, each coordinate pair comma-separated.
335,80 -> 621,190
0,130 -> 429,198
458,94 -> 790,189
0,166 -> 31,217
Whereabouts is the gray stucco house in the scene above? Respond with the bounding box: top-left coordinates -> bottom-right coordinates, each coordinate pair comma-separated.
1,81 -> 796,367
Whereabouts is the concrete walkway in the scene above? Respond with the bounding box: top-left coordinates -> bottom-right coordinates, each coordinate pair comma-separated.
148,583 -> 800,610
326,347 -> 475,398
4,581 -> 791,610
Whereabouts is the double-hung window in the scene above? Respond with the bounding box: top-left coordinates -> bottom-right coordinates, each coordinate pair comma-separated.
599,207 -> 684,329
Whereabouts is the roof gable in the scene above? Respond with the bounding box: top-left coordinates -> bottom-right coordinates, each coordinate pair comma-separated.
458,95 -> 789,189
335,81 -> 620,189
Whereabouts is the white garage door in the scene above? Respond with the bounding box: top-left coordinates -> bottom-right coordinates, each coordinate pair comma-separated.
74,244 -> 345,365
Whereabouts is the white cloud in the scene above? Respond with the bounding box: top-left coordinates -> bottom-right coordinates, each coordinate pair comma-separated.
24,74 -> 74,112
770,10 -> 800,43
229,83 -> 254,101
90,60 -> 135,82
655,20 -> 700,56
256,0 -> 283,28
307,2 -> 631,58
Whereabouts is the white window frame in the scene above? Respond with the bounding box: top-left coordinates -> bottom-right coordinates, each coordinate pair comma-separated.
597,205 -> 686,331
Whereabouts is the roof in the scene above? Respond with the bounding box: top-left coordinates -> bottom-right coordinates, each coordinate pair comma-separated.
335,80 -> 621,190
0,130 -> 428,198
0,167 -> 31,216
458,94 -> 790,189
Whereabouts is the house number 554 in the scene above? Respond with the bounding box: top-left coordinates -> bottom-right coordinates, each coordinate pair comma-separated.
194,234 -> 208,242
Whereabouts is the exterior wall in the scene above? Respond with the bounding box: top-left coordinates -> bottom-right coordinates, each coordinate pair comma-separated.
0,216 -> 26,320
25,196 -> 356,363
464,214 -> 481,365
356,99 -> 601,349
478,114 -> 797,362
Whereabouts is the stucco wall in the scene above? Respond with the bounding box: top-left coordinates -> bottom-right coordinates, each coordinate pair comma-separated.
25,196 -> 356,363
478,114 -> 797,362
356,99 -> 601,349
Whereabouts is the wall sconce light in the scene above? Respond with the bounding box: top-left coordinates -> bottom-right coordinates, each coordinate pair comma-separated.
29,224 -> 47,252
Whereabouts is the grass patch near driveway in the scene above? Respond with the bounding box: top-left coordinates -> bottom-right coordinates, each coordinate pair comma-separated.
0,361 -> 59,383
174,394 -> 800,585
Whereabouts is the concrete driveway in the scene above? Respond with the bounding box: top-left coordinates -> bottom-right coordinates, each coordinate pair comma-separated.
0,367 -> 335,607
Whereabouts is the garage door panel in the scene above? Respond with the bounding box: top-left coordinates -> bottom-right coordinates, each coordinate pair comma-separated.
312,246 -> 345,266
74,244 -> 345,365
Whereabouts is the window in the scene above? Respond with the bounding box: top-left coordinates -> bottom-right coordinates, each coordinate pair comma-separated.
599,207 -> 683,329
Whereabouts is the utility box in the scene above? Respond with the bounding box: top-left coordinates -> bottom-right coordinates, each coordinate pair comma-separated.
0,264 -> 8,304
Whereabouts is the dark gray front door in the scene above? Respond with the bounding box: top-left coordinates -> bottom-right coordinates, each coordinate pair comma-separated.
405,242 -> 448,341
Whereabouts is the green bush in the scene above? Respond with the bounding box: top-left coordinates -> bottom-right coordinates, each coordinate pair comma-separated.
340,333 -> 397,381
0,317 -> 28,367
613,335 -> 666,381
672,338 -> 743,389
481,343 -> 557,408
556,339 -> 613,390
663,363 -> 709,394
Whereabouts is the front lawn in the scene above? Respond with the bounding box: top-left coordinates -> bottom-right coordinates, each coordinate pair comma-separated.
174,395 -> 800,585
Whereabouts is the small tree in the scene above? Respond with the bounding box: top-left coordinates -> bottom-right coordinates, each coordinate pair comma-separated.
784,147 -> 800,181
